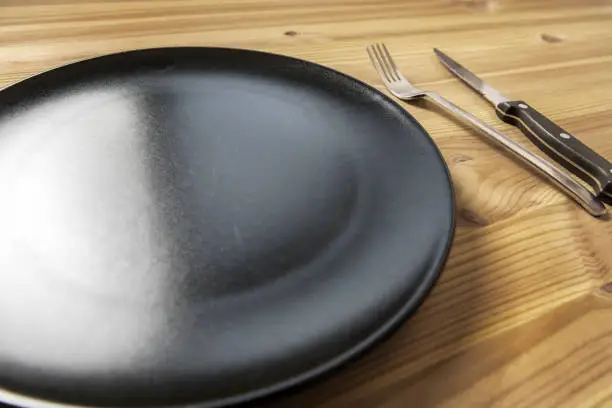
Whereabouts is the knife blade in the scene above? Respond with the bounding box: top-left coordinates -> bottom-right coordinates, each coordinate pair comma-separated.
434,48 -> 612,204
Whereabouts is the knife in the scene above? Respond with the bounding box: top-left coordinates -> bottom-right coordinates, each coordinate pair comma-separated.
434,48 -> 612,204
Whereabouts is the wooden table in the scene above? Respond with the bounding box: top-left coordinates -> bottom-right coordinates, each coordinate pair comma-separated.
2,0 -> 612,407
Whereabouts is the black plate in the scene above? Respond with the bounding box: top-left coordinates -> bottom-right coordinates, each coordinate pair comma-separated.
0,47 -> 454,408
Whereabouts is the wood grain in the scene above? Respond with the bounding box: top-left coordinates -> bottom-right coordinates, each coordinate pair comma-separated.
2,0 -> 612,406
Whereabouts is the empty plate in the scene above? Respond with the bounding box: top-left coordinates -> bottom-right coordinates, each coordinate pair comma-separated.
0,47 -> 454,408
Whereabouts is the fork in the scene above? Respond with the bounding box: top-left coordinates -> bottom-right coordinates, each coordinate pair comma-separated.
366,43 -> 606,217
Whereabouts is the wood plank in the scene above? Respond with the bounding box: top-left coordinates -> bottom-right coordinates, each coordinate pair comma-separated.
2,0 -> 612,406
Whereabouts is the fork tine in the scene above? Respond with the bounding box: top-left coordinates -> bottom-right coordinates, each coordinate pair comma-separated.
380,43 -> 400,81
374,43 -> 398,82
366,45 -> 389,83
372,44 -> 394,83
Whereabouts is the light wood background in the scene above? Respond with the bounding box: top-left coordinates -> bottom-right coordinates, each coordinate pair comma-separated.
2,0 -> 612,407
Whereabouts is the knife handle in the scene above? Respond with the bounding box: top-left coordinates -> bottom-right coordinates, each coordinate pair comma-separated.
423,92 -> 605,217
496,100 -> 612,203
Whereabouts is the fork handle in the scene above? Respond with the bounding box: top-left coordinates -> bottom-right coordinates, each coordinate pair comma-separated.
423,92 -> 606,217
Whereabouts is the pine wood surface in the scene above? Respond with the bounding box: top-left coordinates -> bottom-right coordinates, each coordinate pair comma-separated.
2,0 -> 612,407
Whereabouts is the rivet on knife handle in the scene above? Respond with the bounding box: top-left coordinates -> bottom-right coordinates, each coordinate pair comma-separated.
496,101 -> 612,203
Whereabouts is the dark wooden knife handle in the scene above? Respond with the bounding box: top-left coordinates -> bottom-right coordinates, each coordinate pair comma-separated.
496,100 -> 612,202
